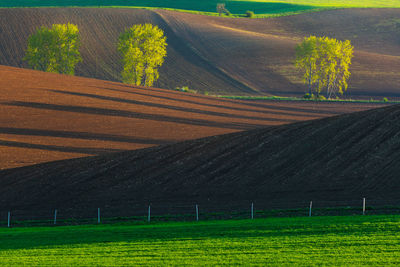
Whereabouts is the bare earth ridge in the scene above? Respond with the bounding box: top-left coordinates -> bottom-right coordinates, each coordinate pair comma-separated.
0,104 -> 399,216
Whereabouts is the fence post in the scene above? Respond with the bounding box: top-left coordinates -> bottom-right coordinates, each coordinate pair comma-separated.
251,203 -> 254,219
363,198 -> 366,215
7,211 -> 10,228
196,204 -> 199,221
54,209 -> 57,225
98,208 -> 101,223
148,205 -> 151,222
309,201 -> 313,217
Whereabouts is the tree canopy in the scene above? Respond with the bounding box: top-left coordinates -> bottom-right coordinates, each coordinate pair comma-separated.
295,36 -> 354,99
118,24 -> 167,87
24,23 -> 82,75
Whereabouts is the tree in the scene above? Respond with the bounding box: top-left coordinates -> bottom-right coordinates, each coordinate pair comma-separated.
245,11 -> 255,18
295,36 -> 319,95
24,23 -> 82,75
217,3 -> 230,16
118,24 -> 167,87
295,36 -> 353,99
217,3 -> 226,16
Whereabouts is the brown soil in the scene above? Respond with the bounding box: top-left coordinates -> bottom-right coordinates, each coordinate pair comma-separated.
0,65 -> 380,170
0,8 -> 399,97
0,104 -> 399,215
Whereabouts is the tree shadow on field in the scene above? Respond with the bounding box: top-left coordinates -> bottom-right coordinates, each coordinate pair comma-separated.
0,139 -> 124,155
108,83 -> 344,116
1,101 -> 293,130
91,86 -> 321,119
0,127 -> 173,145
49,89 -> 303,122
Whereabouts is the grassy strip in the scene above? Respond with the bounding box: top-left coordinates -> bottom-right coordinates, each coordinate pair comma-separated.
0,215 -> 399,265
218,95 -> 400,104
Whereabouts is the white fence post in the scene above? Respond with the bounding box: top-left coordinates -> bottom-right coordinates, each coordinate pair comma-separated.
309,201 -> 313,217
148,205 -> 151,222
363,198 -> 366,215
251,203 -> 254,219
7,211 -> 10,228
196,204 -> 199,221
54,209 -> 57,225
98,208 -> 101,223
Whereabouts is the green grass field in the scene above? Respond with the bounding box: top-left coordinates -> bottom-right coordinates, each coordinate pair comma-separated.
1,1 -> 400,17
0,215 -> 399,265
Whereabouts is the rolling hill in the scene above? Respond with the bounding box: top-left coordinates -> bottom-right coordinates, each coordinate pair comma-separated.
0,103 -> 399,216
0,65 -> 376,170
0,8 -> 399,97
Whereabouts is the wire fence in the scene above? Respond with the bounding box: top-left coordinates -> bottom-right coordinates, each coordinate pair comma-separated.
1,198 -> 400,228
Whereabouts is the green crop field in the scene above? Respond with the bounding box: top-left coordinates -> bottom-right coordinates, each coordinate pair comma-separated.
0,215 -> 399,265
1,1 -> 400,17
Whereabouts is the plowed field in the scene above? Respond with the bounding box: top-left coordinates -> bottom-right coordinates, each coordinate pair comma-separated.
0,8 -> 399,97
0,99 -> 396,214
0,65 -> 378,170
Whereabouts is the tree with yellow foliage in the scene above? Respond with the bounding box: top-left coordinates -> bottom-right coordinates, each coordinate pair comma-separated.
295,36 -> 353,99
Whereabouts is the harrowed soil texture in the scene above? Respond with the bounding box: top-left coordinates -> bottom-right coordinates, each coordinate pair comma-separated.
0,65 -> 379,170
1,104 -> 399,217
0,8 -> 399,97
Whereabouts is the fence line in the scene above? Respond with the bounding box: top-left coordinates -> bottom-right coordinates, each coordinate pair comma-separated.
2,198 -> 400,228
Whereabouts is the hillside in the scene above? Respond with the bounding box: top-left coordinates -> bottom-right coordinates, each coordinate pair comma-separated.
0,65 -> 375,170
0,103 -> 399,215
0,8 -> 399,97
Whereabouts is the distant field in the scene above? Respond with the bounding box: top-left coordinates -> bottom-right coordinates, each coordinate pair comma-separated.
1,0 -> 400,17
0,215 -> 399,265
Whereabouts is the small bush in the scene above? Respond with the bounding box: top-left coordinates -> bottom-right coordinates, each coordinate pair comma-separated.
175,86 -> 197,94
311,94 -> 326,101
245,11 -> 255,18
225,11 -> 232,16
383,97 -> 389,102
303,93 -> 312,99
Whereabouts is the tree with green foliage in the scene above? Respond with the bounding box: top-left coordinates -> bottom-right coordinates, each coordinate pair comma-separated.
24,23 -> 82,75
118,24 -> 167,87
295,36 -> 353,99
245,11 -> 255,18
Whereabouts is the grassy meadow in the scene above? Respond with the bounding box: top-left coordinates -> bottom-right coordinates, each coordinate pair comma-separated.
0,215 -> 399,265
1,1 -> 400,17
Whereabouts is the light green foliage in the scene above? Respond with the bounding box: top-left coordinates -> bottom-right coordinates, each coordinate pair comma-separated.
245,10 -> 255,18
0,215 -> 400,265
24,23 -> 82,75
175,86 -> 197,94
118,24 -> 167,87
295,36 -> 353,99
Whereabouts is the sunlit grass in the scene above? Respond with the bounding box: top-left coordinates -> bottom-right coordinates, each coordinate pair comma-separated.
0,215 -> 399,265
